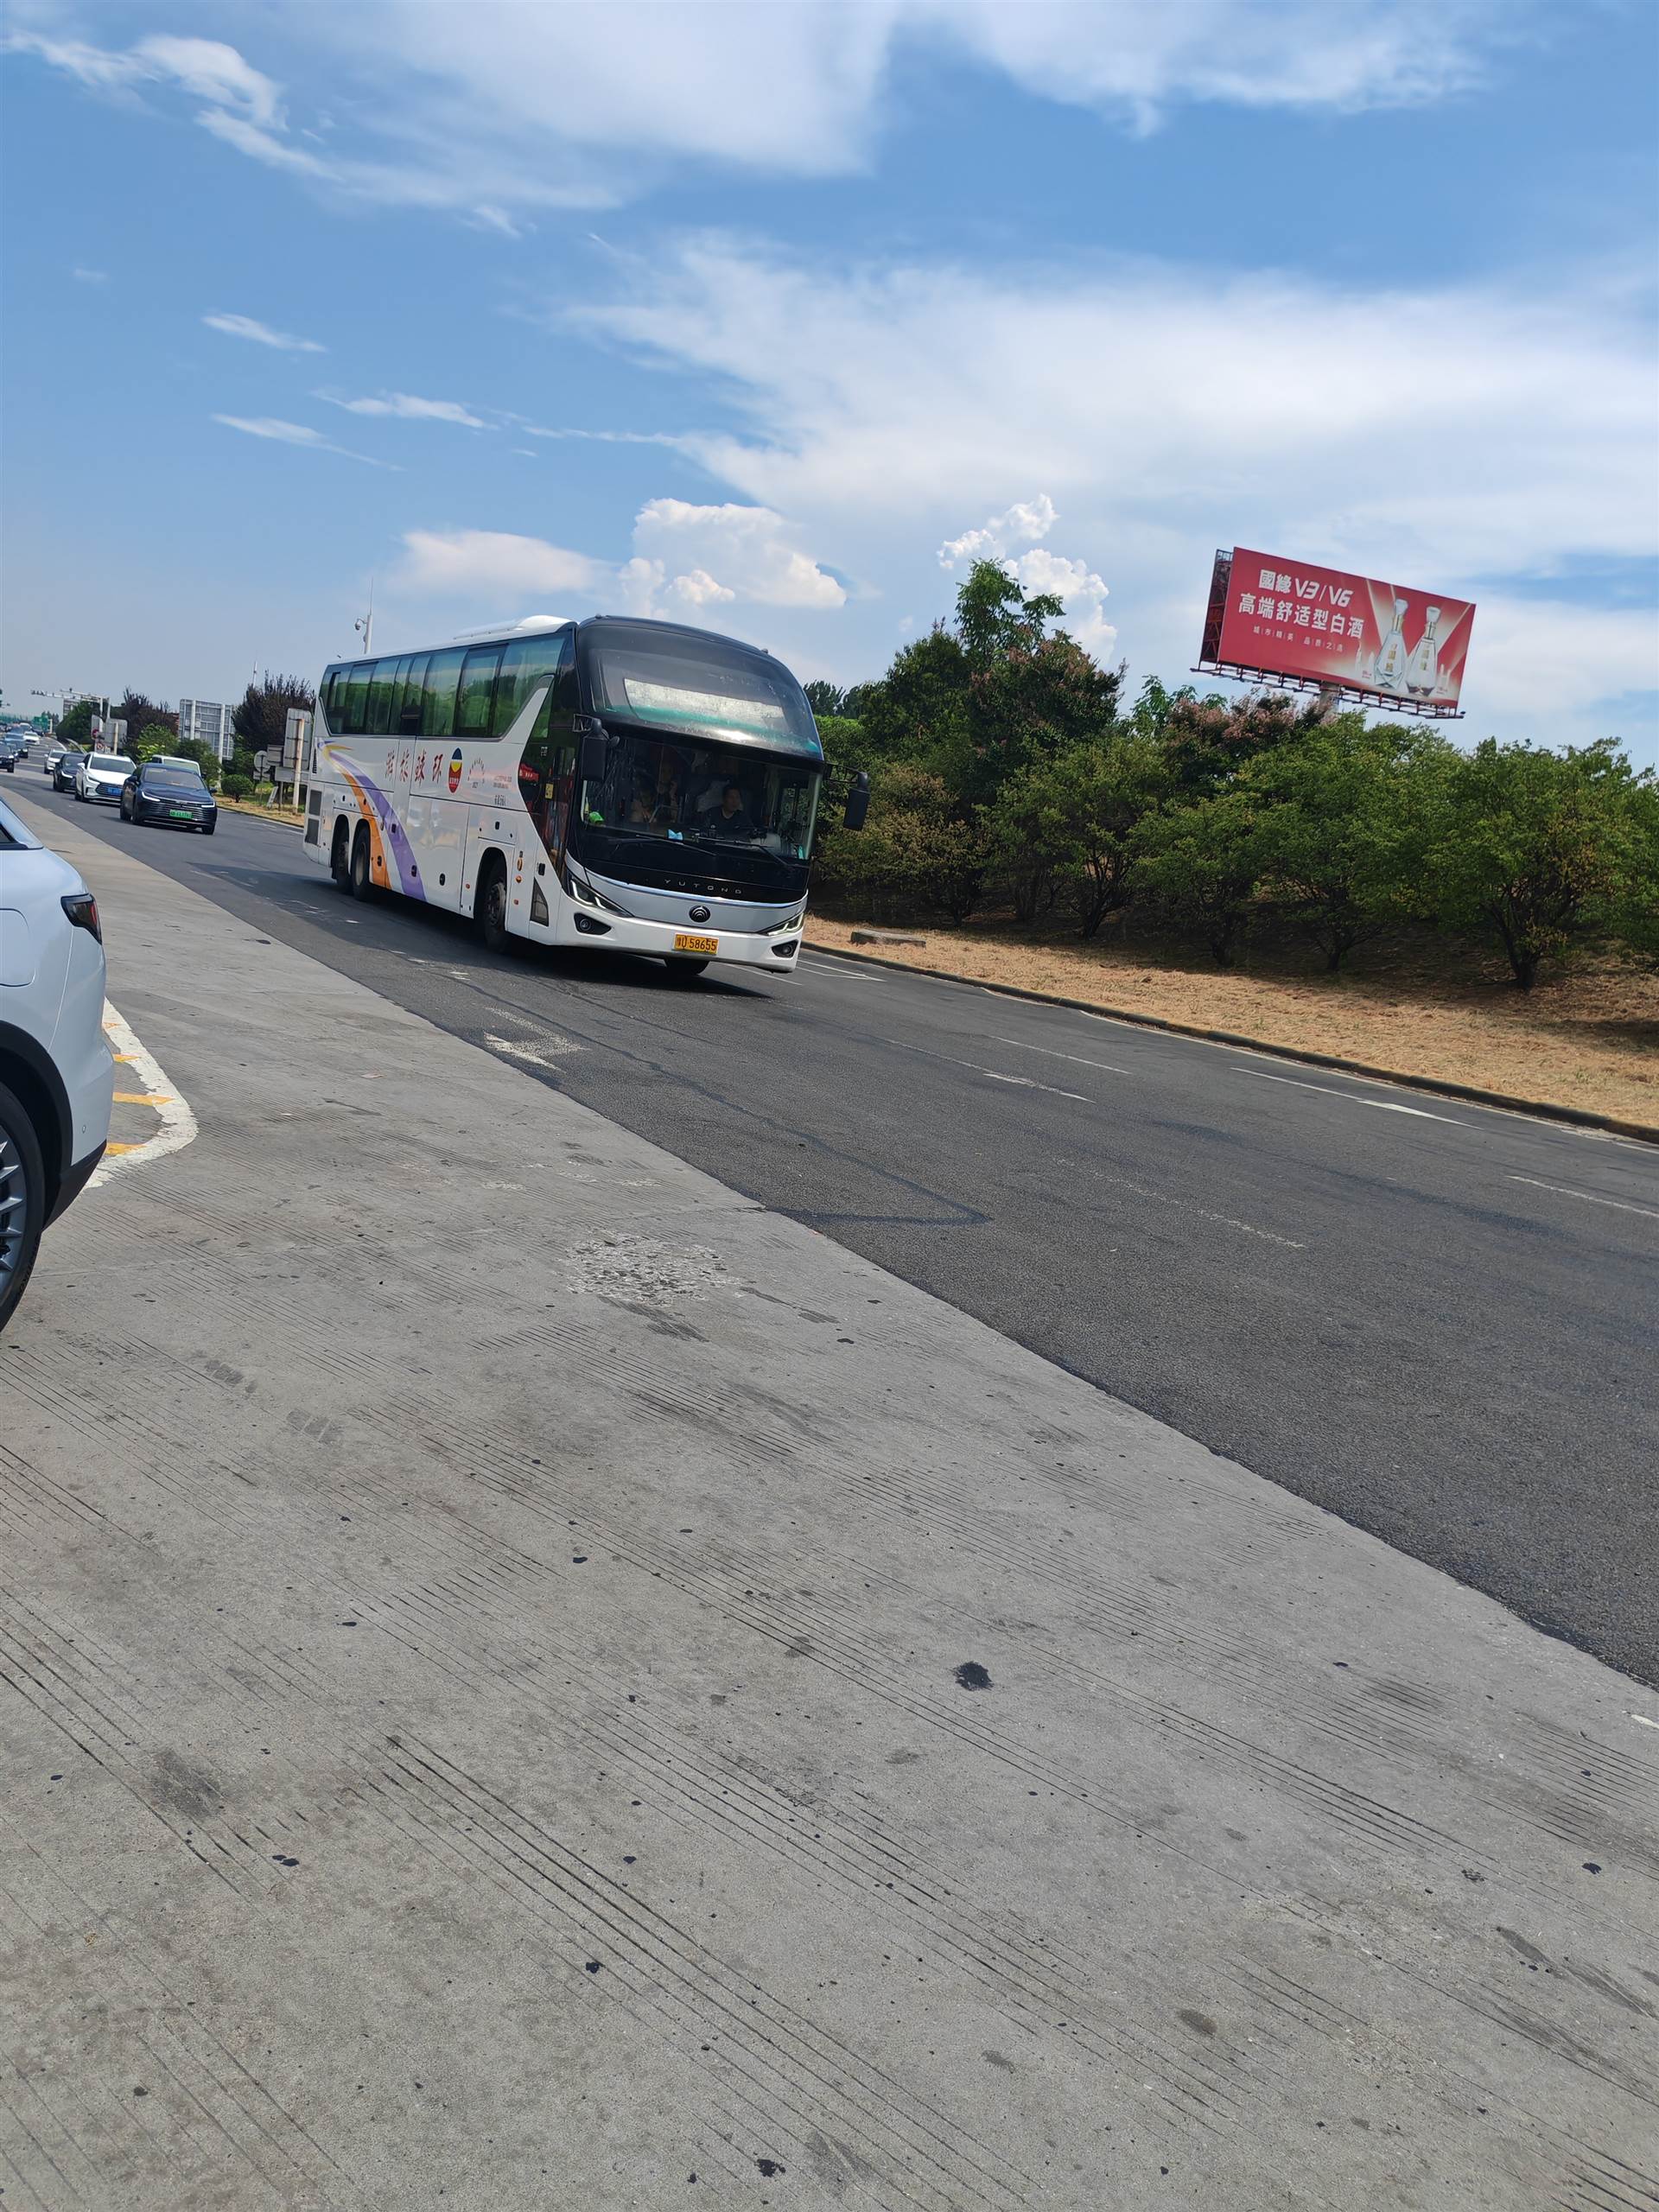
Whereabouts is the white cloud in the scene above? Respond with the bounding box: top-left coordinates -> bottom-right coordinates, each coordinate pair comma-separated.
396,502 -> 842,625
71,265 -> 108,284
631,499 -> 845,610
326,392 -> 486,428
1007,547 -> 1115,657
567,235 -> 1655,748
10,4 -> 1528,225
938,495 -> 1113,651
1451,598 -> 1659,732
938,494 -> 1057,568
212,414 -> 395,467
203,311 -> 324,353
11,28 -> 281,122
397,529 -> 601,598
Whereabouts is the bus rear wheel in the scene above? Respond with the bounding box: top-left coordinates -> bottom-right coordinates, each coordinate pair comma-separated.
330,821 -> 351,888
349,827 -> 375,900
663,958 -> 709,982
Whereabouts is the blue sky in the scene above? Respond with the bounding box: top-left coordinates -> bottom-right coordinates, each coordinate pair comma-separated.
3,0 -> 1656,760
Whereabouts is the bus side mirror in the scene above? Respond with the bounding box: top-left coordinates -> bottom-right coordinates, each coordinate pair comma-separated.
842,772 -> 870,831
579,730 -> 609,783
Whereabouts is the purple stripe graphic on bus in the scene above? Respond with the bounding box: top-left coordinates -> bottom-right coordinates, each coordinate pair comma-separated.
349,767 -> 427,901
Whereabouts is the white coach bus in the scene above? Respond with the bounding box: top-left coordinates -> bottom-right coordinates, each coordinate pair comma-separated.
303,614 -> 866,980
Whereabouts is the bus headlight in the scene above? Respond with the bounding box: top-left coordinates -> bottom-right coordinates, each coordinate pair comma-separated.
569,868 -> 629,915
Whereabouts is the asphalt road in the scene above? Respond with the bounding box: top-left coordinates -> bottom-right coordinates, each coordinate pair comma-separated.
23,779 -> 1659,1683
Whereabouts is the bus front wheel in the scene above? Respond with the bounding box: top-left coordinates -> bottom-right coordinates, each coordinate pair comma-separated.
476,859 -> 510,953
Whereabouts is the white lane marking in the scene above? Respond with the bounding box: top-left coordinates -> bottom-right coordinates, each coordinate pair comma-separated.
1255,1071 -> 1465,1124
879,1033 -> 1091,1103
91,1005 -> 198,1188
1508,1174 -> 1659,1222
1096,1166 -> 1306,1249
801,952 -> 885,982
989,1035 -> 1131,1077
486,1033 -> 580,1069
1632,1713 -> 1659,1730
983,1071 -> 1089,1101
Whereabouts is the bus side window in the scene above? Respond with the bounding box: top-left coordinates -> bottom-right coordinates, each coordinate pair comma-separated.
423,648 -> 466,740
343,664 -> 372,734
496,631 -> 570,742
455,647 -> 503,741
397,655 -> 429,736
368,658 -> 404,738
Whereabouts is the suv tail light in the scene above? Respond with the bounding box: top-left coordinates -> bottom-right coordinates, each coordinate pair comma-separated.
61,892 -> 102,944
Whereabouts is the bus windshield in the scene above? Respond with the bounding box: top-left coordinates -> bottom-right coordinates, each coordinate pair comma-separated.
580,731 -> 820,870
587,626 -> 821,755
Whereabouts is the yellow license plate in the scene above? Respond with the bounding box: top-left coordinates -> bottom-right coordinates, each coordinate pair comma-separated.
674,932 -> 718,956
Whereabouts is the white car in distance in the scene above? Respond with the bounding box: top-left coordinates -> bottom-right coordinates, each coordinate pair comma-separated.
0,792 -> 114,1329
77,752 -> 131,804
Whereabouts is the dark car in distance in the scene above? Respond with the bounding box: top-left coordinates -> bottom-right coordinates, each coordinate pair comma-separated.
119,760 -> 218,834
51,750 -> 85,792
0,735 -> 24,772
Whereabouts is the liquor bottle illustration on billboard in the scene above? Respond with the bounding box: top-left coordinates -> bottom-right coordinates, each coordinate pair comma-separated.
1406,605 -> 1442,697
1373,597 -> 1409,691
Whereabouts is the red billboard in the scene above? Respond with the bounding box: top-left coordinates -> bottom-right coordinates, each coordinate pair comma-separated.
1199,547 -> 1475,715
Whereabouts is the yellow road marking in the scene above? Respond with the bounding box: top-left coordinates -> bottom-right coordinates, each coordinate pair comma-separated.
112,1090 -> 172,1105
111,1052 -> 137,1064
105,1141 -> 141,1155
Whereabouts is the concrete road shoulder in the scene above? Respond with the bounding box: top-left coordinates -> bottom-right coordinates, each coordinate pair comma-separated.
4,808 -> 1655,2210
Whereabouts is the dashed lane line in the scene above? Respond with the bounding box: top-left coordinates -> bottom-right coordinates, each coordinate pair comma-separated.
91,1005 -> 198,1186
1508,1174 -> 1659,1224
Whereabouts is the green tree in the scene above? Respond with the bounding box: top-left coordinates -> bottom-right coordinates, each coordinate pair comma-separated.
992,730 -> 1171,936
1245,716 -> 1452,970
1135,786 -> 1261,967
803,679 -> 849,719
115,693 -> 177,748
132,723 -> 178,765
55,700 -> 98,751
1427,737 -> 1656,989
1164,689 -> 1319,797
820,764 -> 989,925
232,672 -> 315,756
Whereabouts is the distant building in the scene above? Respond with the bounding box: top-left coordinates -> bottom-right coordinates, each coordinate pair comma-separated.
178,699 -> 236,761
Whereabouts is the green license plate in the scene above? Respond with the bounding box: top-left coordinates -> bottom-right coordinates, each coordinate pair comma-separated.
168,809 -> 194,820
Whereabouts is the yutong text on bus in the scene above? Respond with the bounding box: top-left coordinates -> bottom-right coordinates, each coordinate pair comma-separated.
304,616 -> 867,979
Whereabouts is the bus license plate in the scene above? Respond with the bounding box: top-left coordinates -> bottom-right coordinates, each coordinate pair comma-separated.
674,932 -> 718,956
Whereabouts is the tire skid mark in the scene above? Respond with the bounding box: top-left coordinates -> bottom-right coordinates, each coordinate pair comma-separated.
349,1772 -> 936,2211
0,2062 -> 86,2209
350,1567 -> 1252,2128
372,1736 -> 1033,2211
0,1809 -> 359,2208
0,1630 -> 258,1901
0,1442 -> 110,1540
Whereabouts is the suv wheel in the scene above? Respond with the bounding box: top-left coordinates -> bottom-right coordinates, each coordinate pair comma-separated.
0,1078 -> 47,1334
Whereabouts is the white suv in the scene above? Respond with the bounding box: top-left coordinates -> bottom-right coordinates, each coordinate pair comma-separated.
0,794 -> 115,1329
77,751 -> 131,804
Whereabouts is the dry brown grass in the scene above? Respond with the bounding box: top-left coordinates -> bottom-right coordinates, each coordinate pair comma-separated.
805,913 -> 1659,1129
